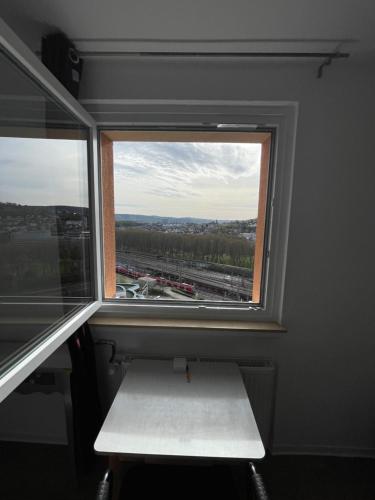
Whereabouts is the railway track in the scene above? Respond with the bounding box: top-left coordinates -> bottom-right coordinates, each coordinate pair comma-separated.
117,251 -> 252,299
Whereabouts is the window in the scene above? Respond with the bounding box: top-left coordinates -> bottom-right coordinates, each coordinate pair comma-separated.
0,13 -> 297,401
96,98 -> 298,323
100,130 -> 273,306
0,18 -> 100,402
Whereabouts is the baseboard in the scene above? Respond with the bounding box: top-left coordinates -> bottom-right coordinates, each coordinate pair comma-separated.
271,444 -> 375,459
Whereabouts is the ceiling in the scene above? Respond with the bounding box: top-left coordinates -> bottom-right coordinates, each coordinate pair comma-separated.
1,0 -> 374,58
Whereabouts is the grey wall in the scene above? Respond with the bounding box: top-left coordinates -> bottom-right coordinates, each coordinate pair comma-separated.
0,8 -> 51,53
83,57 -> 375,456
3,13 -> 375,455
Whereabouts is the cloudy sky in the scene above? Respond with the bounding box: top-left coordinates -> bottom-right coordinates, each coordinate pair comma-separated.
0,137 -> 89,207
0,137 -> 262,219
114,141 -> 262,220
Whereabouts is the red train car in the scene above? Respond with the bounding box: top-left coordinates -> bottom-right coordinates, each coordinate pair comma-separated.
116,264 -> 195,295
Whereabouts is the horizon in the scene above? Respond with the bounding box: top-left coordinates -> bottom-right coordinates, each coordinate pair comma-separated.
115,212 -> 257,222
1,203 -> 256,223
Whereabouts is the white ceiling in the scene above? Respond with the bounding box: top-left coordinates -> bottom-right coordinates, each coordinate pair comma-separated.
1,0 -> 375,57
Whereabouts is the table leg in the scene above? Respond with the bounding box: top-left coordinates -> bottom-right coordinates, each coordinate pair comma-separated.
230,463 -> 251,500
109,456 -> 123,500
61,370 -> 76,484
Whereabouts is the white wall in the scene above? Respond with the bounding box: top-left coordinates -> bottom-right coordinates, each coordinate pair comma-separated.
82,57 -> 375,456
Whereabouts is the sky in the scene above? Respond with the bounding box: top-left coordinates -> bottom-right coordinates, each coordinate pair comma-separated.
0,137 -> 262,220
114,141 -> 262,220
0,137 -> 89,207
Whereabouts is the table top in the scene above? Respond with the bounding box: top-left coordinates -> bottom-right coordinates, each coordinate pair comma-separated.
94,359 -> 264,460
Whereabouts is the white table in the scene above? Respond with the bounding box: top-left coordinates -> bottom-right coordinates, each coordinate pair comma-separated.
95,359 -> 264,461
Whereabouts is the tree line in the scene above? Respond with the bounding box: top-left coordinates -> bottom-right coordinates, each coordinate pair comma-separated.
0,239 -> 91,296
116,228 -> 254,269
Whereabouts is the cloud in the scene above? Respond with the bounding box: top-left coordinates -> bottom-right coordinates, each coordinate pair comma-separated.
146,186 -> 200,198
0,137 -> 89,206
115,142 -> 260,186
114,141 -> 262,220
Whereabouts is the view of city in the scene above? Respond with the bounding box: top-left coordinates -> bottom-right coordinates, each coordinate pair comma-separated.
0,135 -> 92,300
113,140 -> 262,302
0,139 -> 262,302
0,202 -> 91,297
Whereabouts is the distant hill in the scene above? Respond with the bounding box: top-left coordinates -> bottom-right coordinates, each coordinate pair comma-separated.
115,214 -> 216,225
0,202 -> 88,217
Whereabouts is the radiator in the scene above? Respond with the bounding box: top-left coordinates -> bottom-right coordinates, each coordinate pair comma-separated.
238,360 -> 276,450
199,357 -> 276,450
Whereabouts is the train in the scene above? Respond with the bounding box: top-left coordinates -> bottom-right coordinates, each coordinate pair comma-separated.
154,276 -> 195,294
116,264 -> 195,295
116,264 -> 143,280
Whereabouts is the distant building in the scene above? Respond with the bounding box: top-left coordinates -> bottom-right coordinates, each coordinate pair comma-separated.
66,220 -> 82,227
240,232 -> 256,241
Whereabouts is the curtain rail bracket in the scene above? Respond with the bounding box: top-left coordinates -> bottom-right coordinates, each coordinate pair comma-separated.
317,52 -> 345,79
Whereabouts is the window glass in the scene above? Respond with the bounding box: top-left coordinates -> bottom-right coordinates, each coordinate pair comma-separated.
0,49 -> 93,372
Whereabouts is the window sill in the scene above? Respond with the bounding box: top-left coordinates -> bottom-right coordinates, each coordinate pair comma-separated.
88,316 -> 286,333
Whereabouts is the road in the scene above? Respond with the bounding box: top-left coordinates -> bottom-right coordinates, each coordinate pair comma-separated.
116,251 -> 253,299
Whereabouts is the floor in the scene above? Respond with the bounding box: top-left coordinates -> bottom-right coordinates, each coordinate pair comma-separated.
257,455 -> 375,500
0,442 -> 374,500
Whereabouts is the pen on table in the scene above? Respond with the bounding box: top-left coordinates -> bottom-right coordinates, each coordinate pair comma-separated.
185,363 -> 191,383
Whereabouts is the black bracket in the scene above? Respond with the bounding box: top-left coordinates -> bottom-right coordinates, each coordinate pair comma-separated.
317,51 -> 349,79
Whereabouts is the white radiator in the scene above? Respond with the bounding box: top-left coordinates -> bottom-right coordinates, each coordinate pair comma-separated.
239,360 -> 276,450
198,357 -> 276,450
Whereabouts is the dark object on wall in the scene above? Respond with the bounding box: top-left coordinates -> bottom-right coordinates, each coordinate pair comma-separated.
68,323 -> 102,475
41,32 -> 83,98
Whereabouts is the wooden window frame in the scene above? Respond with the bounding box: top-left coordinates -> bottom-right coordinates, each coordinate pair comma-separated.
100,129 -> 272,305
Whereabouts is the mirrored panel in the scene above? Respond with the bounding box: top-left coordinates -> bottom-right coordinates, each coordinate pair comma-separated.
0,48 -> 93,372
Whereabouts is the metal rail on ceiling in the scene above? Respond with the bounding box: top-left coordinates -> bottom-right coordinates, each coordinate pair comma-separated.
77,50 -> 350,78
